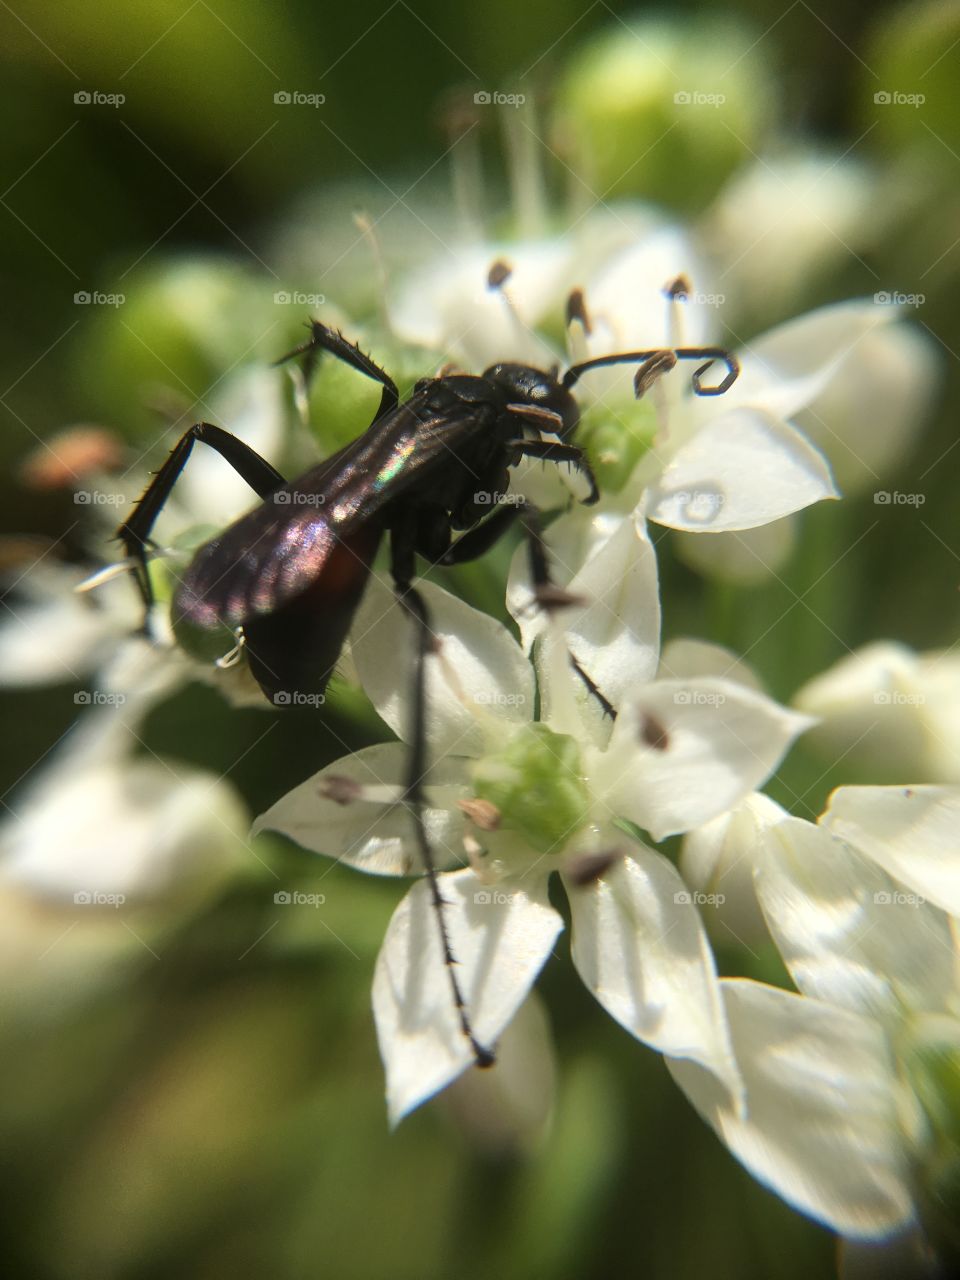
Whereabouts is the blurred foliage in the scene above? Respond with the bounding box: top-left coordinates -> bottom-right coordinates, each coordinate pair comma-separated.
1,0 -> 959,1277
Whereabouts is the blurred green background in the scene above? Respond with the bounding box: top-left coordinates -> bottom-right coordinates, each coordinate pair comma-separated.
1,1 -> 959,1276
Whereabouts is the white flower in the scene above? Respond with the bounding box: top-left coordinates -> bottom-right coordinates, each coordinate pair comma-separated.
255,516 -> 812,1124
0,365 -> 286,909
672,792 -> 960,1243
0,636 -> 250,908
389,207 -> 935,594
794,642 -> 960,783
822,783 -> 960,919
703,149 -> 876,324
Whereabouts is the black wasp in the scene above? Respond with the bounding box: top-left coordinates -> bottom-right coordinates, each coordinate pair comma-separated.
117,317 -> 739,1066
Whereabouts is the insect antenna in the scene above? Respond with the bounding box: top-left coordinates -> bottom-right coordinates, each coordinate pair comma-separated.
562,346 -> 739,396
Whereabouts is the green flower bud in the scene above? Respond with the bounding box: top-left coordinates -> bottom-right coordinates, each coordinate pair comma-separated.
304,333 -> 439,455
555,18 -> 774,210
866,0 -> 960,156
71,259 -> 284,439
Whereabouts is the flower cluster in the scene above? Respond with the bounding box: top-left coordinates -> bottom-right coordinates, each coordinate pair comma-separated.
1,188 -> 954,1271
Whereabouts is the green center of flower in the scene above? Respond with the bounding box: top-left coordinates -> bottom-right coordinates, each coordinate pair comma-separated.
471,724 -> 590,854
577,397 -> 659,493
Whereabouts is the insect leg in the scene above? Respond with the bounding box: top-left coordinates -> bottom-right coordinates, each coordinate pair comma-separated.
440,503 -> 523,565
275,322 -> 399,422
117,423 -> 286,621
509,438 -> 599,505
441,500 -> 575,611
390,529 -> 495,1069
443,505 -> 613,713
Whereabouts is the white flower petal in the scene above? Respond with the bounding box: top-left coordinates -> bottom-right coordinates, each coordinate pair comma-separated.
389,240 -> 567,370
585,227 -> 714,357
442,990 -> 555,1154
599,679 -> 812,840
0,758 -> 248,904
795,321 -> 941,494
672,517 -> 798,584
509,509 -> 661,720
720,299 -> 897,423
566,847 -> 743,1110
822,785 -> 960,920
352,577 -> 534,758
680,792 -> 789,944
658,637 -> 763,691
754,816 -> 957,1021
252,743 -> 470,875
794,644 -> 960,784
646,410 -> 838,532
707,151 -> 874,322
0,565 -> 139,687
669,978 -> 916,1239
373,869 -> 563,1125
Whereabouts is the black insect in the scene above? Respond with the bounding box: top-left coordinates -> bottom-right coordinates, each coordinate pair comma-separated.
117,320 -> 738,1067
